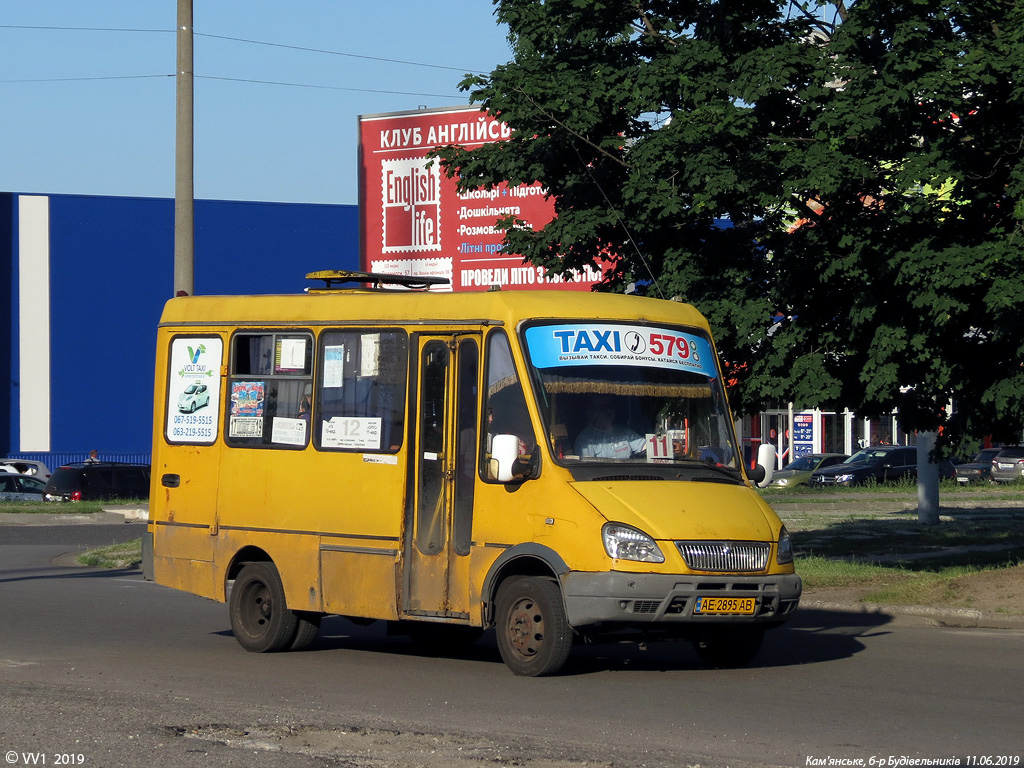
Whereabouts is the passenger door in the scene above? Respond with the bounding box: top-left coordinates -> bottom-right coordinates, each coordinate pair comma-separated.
404,334 -> 480,620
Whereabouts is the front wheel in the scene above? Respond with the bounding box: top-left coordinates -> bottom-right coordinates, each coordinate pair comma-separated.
693,627 -> 765,668
229,562 -> 299,653
494,576 -> 573,677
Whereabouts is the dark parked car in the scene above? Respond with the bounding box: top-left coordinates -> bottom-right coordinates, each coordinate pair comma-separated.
809,445 -> 955,487
989,446 -> 1024,484
42,462 -> 151,502
954,447 -> 1002,484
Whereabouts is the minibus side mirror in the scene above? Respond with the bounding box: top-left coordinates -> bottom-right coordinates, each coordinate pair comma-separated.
748,443 -> 776,488
490,434 -> 537,483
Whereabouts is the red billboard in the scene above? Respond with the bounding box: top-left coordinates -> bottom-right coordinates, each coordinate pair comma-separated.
358,105 -> 602,291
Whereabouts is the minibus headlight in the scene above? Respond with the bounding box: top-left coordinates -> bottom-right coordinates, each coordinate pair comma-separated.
777,525 -> 794,565
602,523 -> 665,563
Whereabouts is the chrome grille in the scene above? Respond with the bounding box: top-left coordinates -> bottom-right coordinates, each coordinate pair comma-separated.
676,541 -> 770,572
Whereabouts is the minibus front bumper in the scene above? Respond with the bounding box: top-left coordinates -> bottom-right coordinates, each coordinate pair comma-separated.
561,571 -> 802,628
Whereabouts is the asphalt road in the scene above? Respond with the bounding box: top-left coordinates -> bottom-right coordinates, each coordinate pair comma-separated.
1,522 -> 1022,768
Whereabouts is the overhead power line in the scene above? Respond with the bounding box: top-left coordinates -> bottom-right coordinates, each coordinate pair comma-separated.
0,24 -> 486,74
196,33 -> 483,74
0,71 -> 461,99
0,24 -> 167,33
0,74 -> 172,84
198,75 -> 460,99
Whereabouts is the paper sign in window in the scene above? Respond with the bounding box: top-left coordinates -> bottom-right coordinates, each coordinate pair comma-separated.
324,345 -> 345,388
272,417 -> 308,446
276,338 -> 307,371
230,416 -> 263,438
321,416 -> 382,450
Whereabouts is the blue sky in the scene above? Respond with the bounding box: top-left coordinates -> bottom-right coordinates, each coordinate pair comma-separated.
0,1 -> 512,204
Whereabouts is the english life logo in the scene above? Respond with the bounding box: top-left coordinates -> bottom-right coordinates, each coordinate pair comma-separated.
380,158 -> 442,253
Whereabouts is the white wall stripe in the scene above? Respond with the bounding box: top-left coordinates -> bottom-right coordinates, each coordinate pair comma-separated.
17,195 -> 52,452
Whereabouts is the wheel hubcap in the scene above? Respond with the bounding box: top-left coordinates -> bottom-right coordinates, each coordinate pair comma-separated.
244,583 -> 272,631
507,597 -> 543,658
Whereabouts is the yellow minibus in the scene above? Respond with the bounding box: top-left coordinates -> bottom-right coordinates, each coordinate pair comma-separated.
144,271 -> 799,676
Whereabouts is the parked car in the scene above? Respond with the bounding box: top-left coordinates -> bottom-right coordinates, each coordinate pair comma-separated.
989,446 -> 1024,484
42,462 -> 151,502
0,473 -> 47,501
809,445 -> 955,487
954,448 -> 1002,484
769,453 -> 849,488
178,383 -> 211,413
0,459 -> 51,480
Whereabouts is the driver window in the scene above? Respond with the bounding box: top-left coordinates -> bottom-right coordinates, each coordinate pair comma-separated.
481,331 -> 536,479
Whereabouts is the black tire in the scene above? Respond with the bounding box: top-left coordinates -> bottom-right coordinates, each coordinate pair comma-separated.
289,611 -> 322,651
229,562 -> 299,653
494,576 -> 573,677
693,627 -> 765,668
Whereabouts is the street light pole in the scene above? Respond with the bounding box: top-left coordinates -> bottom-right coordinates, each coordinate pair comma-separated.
174,0 -> 194,296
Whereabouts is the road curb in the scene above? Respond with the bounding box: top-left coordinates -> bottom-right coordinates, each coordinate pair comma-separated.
801,598 -> 1024,629
0,510 -> 143,526
104,506 -> 149,521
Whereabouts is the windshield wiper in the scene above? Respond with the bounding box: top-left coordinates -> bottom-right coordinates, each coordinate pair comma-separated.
673,458 -> 742,481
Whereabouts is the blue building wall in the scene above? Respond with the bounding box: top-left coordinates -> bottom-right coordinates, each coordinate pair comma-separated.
4,192 -> 358,468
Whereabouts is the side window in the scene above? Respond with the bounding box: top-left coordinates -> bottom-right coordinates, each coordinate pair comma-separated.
226,332 -> 313,448
315,330 -> 408,453
481,331 -> 536,479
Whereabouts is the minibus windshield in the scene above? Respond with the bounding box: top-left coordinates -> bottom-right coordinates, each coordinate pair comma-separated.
523,322 -> 741,472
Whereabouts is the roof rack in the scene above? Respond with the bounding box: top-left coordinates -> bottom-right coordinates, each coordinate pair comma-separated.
305,270 -> 450,292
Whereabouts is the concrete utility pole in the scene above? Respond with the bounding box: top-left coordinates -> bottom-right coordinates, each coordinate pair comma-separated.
174,0 -> 195,296
917,431 -> 940,525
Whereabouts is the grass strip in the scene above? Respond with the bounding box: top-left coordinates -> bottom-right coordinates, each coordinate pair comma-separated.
0,499 -> 146,514
76,539 -> 143,569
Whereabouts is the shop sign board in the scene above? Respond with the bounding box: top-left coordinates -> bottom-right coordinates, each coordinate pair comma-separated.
358,105 -> 602,291
792,412 -> 815,458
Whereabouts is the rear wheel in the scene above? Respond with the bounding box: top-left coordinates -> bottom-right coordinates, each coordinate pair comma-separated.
289,611 -> 322,651
229,562 -> 299,652
693,627 -> 765,668
495,576 -> 573,677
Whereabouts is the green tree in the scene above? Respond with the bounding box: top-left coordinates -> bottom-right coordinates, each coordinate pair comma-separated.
434,0 -> 1024,450
756,0 -> 1024,450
